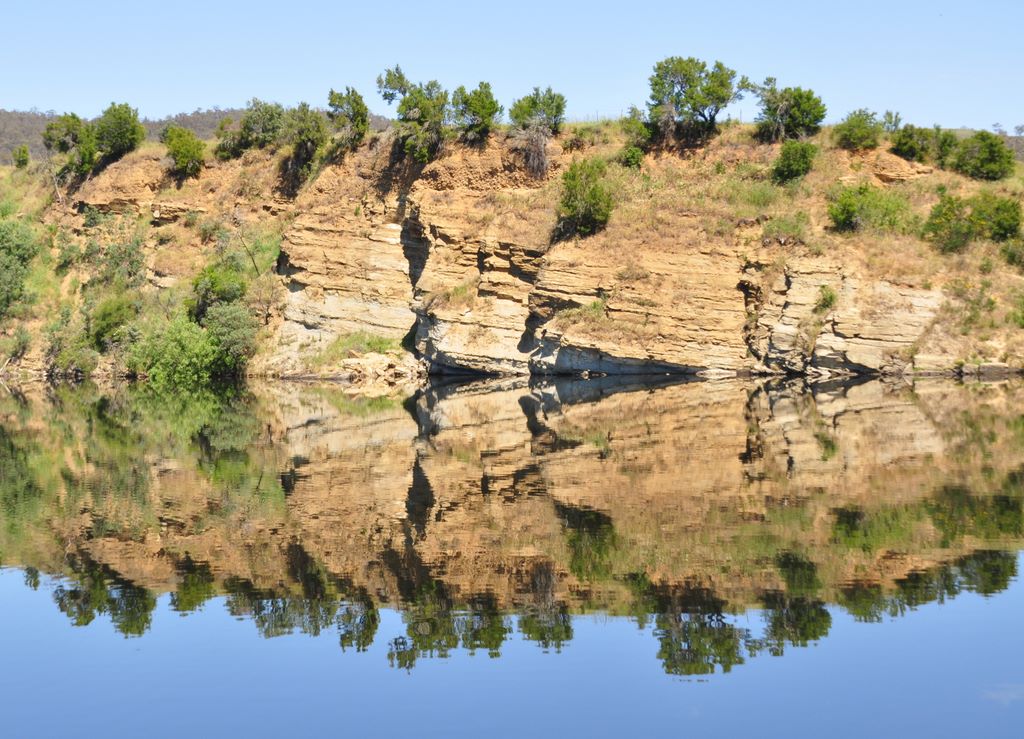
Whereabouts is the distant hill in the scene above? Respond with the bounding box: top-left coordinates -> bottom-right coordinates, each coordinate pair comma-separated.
0,108 -> 392,165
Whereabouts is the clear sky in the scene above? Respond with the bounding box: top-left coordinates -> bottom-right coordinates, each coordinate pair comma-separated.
3,0 -> 1022,129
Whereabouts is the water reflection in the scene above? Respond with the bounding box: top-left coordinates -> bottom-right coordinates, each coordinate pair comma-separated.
1,376 -> 1023,675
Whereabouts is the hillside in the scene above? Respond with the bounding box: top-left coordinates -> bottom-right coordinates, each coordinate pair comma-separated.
2,112 -> 1024,385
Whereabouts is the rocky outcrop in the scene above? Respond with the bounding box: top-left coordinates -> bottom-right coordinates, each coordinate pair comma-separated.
265,135 -> 997,379
741,254 -> 944,377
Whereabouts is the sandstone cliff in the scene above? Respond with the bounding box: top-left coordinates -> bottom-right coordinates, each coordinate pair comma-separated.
18,123 -> 1023,382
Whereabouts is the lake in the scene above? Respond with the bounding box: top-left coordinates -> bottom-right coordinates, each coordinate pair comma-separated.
1,377 -> 1022,737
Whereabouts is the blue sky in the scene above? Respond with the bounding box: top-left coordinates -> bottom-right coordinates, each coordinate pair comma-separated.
4,0 -> 1022,128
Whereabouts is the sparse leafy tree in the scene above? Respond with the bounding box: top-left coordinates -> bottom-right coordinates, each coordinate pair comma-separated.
377,67 -> 452,163
160,125 -> 204,178
620,106 -> 652,149
42,113 -> 97,175
882,111 -> 902,133
376,65 -> 411,104
833,109 -> 883,151
327,87 -> 369,148
747,78 -> 826,142
452,82 -> 503,142
509,86 -> 566,134
647,56 -> 742,138
95,102 -> 146,160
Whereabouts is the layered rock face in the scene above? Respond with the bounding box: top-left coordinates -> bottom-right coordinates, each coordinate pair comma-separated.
269,137 -> 987,379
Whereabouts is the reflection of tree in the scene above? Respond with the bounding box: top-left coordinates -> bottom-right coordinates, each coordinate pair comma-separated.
171,558 -> 216,613
839,550 -> 1018,620
775,551 -> 821,597
338,597 -> 379,653
928,483 -> 1023,547
554,503 -> 619,582
758,594 -> 832,655
519,561 -> 573,652
0,426 -> 43,539
645,585 -> 750,676
51,558 -> 156,637
387,584 -> 511,670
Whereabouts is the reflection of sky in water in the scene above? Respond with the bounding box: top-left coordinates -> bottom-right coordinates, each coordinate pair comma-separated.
1,562 -> 1021,738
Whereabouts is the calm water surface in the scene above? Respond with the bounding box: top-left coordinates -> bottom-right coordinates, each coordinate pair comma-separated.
1,377 -> 1023,737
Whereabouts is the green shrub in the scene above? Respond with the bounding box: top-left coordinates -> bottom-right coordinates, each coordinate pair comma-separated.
2,325 -> 30,360
618,108 -> 650,152
922,190 -> 974,253
45,305 -> 98,377
281,102 -> 329,180
934,127 -> 959,168
11,145 -> 29,169
890,124 -> 934,163
215,98 -> 286,159
0,220 -> 39,319
619,146 -> 644,169
827,183 -> 912,232
509,87 -> 567,134
969,191 -> 1021,241
951,131 -> 1015,180
95,102 -> 146,160
189,264 -> 247,322
1001,240 -> 1024,269
129,314 -> 217,388
647,56 -> 741,137
197,217 -> 227,245
762,212 -> 809,244
160,125 -> 204,178
833,109 -> 882,151
98,237 -> 145,287
327,87 -> 369,149
452,82 -> 503,142
772,141 -> 817,183
90,293 -> 138,350
555,158 -> 614,238
204,301 -> 258,375
815,285 -> 837,313
748,78 -> 827,142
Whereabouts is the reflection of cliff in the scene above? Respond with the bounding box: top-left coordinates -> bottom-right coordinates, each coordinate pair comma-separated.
1,379 -> 1023,672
